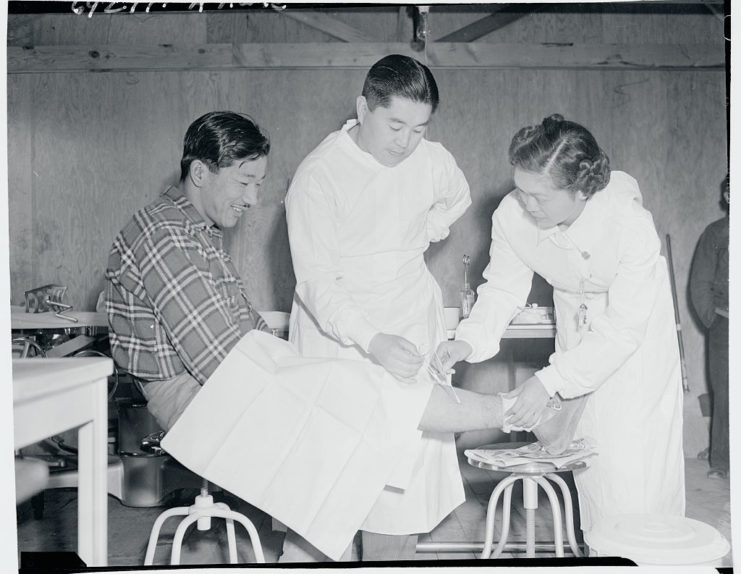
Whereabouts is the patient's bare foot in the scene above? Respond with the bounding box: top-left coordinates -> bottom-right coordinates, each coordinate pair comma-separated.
532,394 -> 589,454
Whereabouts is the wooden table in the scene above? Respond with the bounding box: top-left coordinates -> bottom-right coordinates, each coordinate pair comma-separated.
11,307 -> 108,357
13,357 -> 113,566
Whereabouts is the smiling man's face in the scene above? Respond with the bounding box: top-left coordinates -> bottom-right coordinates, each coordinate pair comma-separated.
198,155 -> 268,228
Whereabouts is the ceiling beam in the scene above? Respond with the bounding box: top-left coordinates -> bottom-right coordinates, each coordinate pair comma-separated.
280,11 -> 373,43
437,8 -> 530,42
7,42 -> 724,73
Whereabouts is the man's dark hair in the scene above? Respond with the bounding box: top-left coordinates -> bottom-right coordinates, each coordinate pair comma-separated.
362,54 -> 439,113
180,111 -> 270,182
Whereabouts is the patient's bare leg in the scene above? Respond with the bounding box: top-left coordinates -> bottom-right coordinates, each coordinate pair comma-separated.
417,385 -> 503,433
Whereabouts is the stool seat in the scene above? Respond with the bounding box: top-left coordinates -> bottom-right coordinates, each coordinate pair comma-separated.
467,442 -> 587,560
585,514 -> 730,566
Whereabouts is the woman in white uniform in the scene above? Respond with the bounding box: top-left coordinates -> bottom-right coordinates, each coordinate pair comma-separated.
285,55 -> 471,561
438,114 -> 685,534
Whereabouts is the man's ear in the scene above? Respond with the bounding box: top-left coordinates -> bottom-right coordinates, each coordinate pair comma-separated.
188,160 -> 208,187
356,96 -> 368,124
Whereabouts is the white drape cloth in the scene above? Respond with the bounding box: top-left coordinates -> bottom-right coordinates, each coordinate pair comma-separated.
161,330 -> 435,561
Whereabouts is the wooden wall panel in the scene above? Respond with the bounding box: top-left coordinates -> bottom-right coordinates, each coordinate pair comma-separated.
481,6 -> 723,45
207,10 -> 334,43
7,76 -> 34,306
8,13 -> 209,45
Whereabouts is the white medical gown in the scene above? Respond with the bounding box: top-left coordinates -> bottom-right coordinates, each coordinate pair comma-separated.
456,171 -> 685,531
286,119 -> 471,535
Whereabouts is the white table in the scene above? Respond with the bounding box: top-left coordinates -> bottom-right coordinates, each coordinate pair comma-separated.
13,357 -> 113,566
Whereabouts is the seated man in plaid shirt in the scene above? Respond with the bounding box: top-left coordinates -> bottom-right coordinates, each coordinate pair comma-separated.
105,111 -> 270,431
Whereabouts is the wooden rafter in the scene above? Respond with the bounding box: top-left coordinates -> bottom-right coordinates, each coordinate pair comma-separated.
280,10 -> 373,43
437,7 -> 531,42
7,42 -> 724,73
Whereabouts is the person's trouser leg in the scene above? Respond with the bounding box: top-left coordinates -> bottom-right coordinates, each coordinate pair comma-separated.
139,372 -> 202,431
708,316 -> 729,473
361,531 -> 418,561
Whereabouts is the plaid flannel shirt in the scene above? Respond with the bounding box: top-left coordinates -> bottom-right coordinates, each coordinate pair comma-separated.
105,186 -> 266,385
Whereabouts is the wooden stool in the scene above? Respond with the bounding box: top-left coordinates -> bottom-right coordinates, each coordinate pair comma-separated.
466,444 -> 587,559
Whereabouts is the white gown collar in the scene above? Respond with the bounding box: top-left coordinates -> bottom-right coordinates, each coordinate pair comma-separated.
537,184 -> 610,257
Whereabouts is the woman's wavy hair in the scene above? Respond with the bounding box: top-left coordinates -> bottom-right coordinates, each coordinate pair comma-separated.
508,114 -> 610,198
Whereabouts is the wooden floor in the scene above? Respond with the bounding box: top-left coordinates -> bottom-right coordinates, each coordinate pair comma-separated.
16,453 -> 732,567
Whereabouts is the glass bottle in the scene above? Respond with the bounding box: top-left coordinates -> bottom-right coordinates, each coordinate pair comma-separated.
460,254 -> 476,319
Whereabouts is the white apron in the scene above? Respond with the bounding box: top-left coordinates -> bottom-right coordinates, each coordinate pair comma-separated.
286,122 -> 471,535
456,171 -> 685,532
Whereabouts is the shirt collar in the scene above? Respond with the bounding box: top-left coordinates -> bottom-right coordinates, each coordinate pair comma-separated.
163,185 -> 223,238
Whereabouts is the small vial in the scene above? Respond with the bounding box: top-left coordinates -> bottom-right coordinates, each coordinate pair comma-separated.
460,254 -> 476,319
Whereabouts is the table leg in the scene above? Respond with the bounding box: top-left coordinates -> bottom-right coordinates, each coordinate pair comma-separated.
76,377 -> 108,566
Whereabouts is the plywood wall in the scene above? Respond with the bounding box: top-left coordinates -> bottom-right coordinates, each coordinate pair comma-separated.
6,5 -> 727,454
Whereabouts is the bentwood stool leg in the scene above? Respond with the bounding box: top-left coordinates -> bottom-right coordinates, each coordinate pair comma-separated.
144,507 -> 190,565
489,483 -> 515,558
481,475 -> 519,559
169,508 -> 266,565
215,502 -> 238,563
545,473 -> 581,556
533,476 -> 564,557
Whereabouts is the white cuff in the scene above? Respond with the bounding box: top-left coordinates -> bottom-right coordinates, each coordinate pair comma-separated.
534,366 -> 561,398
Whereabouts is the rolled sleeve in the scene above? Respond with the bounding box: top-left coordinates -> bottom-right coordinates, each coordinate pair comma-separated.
426,149 -> 472,243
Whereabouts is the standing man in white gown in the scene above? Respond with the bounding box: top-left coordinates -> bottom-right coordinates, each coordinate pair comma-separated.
285,54 -> 471,561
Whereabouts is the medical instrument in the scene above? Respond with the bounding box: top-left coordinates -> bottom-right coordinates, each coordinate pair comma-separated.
665,234 -> 690,393
460,254 -> 475,319
576,280 -> 588,334
427,351 -> 460,403
45,299 -> 79,323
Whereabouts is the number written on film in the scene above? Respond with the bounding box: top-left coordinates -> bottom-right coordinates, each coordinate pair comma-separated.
70,1 -> 286,17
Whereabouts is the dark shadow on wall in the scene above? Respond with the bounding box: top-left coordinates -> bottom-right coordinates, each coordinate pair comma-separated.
268,206 -> 296,312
